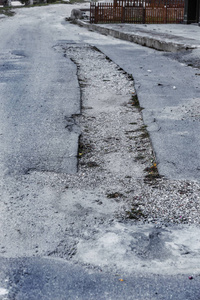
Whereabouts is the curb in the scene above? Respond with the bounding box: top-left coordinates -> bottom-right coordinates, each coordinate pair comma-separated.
75,19 -> 196,52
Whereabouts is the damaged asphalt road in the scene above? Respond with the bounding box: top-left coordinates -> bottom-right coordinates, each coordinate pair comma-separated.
90,43 -> 200,181
1,256 -> 200,300
0,5 -> 200,299
0,40 -> 80,175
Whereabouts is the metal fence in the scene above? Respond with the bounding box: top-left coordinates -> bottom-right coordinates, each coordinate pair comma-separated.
90,0 -> 185,23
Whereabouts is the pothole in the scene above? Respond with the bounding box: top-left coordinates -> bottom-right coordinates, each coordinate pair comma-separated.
59,43 -> 200,226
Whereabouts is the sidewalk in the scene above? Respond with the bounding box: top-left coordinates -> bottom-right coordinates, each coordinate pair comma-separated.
76,19 -> 200,52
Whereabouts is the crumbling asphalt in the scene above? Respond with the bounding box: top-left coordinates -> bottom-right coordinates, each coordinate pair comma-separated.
0,5 -> 200,299
74,18 -> 200,181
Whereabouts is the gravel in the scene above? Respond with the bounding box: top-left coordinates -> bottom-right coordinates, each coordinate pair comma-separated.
60,43 -> 200,226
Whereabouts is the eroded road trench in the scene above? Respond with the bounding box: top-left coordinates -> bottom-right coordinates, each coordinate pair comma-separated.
48,44 -> 200,275
1,42 -> 200,278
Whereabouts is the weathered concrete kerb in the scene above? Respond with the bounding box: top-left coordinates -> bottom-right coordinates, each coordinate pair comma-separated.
75,19 -> 198,52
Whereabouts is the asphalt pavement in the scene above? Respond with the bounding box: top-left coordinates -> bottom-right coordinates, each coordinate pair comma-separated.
1,256 -> 200,300
0,6 -> 200,299
0,11 -> 81,175
76,19 -> 200,180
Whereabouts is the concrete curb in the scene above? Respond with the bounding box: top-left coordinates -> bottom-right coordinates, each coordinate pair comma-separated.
75,19 -> 196,52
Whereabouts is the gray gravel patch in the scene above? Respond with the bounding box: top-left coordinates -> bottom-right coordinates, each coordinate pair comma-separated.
59,44 -> 200,275
60,43 -> 200,226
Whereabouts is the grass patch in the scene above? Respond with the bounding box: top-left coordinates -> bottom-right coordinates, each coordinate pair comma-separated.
129,125 -> 147,133
107,192 -> 123,199
144,163 -> 162,183
125,130 -> 137,134
130,94 -> 143,111
139,131 -> 149,139
0,7 -> 15,16
132,125 -> 149,140
135,155 -> 145,161
86,161 -> 99,167
80,161 -> 99,167
126,205 -> 145,220
126,126 -> 148,140
79,83 -> 87,88
78,138 -> 93,158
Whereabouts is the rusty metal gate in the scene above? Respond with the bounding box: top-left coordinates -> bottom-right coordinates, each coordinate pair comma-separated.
90,0 -> 185,24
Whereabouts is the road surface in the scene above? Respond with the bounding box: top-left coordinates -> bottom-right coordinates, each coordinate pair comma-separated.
0,5 -> 200,299
0,7 -> 80,175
